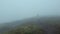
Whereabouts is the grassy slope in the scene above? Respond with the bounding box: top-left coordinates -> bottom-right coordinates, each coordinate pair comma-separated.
1,16 -> 60,34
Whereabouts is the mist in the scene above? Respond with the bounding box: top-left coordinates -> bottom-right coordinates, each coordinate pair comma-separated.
0,0 -> 60,23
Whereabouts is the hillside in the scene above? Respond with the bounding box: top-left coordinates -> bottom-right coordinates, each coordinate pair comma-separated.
0,16 -> 60,34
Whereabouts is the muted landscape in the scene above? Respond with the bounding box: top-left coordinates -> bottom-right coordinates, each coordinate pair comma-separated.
0,0 -> 60,34
0,16 -> 60,34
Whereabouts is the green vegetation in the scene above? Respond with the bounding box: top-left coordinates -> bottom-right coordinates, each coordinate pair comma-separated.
4,24 -> 45,34
1,16 -> 60,34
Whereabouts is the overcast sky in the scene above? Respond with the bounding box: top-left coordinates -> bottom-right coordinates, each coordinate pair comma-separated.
0,0 -> 60,23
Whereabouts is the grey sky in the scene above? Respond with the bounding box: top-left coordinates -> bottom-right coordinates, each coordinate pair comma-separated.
0,0 -> 60,23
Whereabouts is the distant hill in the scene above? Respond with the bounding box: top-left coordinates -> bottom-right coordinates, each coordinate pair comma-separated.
0,16 -> 60,34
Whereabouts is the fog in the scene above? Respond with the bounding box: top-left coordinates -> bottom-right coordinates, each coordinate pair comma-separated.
0,0 -> 60,23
